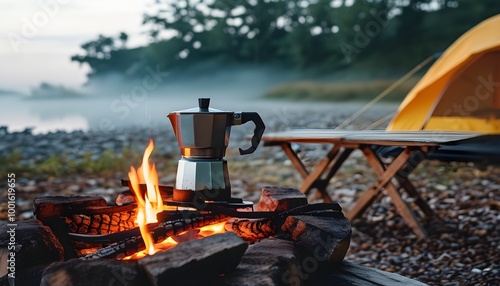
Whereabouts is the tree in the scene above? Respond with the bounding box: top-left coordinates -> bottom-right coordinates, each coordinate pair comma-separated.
118,32 -> 128,48
70,0 -> 500,78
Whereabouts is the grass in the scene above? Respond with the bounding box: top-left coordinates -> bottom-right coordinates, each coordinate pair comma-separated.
0,148 -> 147,178
264,77 -> 420,102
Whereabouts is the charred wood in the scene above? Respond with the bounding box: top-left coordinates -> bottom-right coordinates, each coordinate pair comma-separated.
305,261 -> 428,286
281,213 -> 351,264
33,196 -> 107,221
34,196 -> 138,235
82,214 -> 229,260
65,210 -> 136,235
118,180 -> 173,205
0,219 -> 64,281
225,218 -> 275,242
41,259 -> 144,286
220,238 -> 301,286
257,186 -> 308,212
138,232 -> 247,286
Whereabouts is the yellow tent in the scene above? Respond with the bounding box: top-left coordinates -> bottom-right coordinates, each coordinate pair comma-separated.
387,14 -> 500,133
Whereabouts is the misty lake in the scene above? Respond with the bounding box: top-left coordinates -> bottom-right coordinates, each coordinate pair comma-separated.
1,92 -> 399,135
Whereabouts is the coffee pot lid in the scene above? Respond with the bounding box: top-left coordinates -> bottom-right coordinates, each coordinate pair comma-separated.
170,98 -> 231,114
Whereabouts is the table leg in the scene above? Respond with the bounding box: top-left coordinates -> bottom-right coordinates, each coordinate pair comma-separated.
348,146 -> 427,239
395,150 -> 437,219
397,177 -> 437,219
299,145 -> 341,195
316,148 -> 354,202
280,143 -> 309,179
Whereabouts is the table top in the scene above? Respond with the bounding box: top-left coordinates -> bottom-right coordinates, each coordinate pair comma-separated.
262,129 -> 486,147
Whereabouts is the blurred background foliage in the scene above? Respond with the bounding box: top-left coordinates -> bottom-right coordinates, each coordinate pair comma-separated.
71,0 -> 500,85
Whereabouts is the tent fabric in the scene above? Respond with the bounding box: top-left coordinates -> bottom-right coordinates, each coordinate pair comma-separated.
387,14 -> 500,133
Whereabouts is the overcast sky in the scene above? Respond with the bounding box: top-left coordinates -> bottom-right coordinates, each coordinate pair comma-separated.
0,0 -> 157,93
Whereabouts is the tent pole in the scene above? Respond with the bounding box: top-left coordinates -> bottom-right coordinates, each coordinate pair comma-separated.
336,55 -> 436,130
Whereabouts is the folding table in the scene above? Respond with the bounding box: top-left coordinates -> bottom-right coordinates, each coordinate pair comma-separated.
261,130 -> 485,239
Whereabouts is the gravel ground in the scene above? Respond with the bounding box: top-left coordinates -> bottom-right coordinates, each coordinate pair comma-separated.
1,104 -> 499,285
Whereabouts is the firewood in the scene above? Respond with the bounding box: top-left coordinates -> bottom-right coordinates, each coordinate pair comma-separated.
65,210 -> 137,235
82,214 -> 229,260
306,260 -> 429,286
224,186 -> 309,243
138,232 -> 248,286
0,220 -> 64,279
34,195 -> 138,236
41,259 -> 144,286
116,185 -> 173,206
220,238 -> 302,286
225,218 -> 275,242
256,186 -> 308,212
0,264 -> 49,286
33,196 -> 107,220
281,213 -> 351,264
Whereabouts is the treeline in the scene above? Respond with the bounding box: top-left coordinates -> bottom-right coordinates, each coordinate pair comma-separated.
71,0 -> 500,79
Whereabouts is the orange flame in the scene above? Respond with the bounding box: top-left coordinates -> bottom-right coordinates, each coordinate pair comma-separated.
128,138 -> 164,255
124,138 -> 226,260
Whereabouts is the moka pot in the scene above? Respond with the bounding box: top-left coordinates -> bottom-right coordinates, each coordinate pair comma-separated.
168,98 -> 265,202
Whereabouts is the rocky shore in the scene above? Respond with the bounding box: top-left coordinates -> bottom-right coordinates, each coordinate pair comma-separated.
0,104 -> 498,285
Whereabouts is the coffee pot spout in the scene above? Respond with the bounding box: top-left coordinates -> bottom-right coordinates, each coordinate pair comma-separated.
167,113 -> 178,137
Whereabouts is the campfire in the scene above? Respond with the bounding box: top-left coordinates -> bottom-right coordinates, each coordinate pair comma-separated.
2,99 -> 351,285
11,178 -> 351,285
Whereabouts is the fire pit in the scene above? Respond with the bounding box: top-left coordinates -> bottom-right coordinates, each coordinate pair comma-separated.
3,185 -> 352,286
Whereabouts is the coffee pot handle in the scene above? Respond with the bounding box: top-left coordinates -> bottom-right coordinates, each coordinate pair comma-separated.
234,112 -> 265,155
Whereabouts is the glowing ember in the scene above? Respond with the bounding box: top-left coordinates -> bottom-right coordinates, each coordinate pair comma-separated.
199,222 -> 226,237
128,138 -> 164,255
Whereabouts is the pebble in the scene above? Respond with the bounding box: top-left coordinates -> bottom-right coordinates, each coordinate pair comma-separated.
471,268 -> 482,274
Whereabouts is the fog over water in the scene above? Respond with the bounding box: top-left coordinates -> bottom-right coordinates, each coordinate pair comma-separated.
1,65 -> 399,135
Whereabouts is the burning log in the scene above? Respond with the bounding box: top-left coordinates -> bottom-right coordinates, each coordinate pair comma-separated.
82,213 -> 229,260
225,218 -> 275,242
225,186 -> 307,242
33,196 -> 138,258
225,187 -> 341,243
281,213 -> 351,264
138,232 -> 248,286
117,180 -> 173,205
33,196 -> 137,235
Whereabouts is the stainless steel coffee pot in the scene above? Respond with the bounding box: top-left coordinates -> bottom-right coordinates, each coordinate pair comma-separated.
168,98 -> 265,158
168,98 -> 265,202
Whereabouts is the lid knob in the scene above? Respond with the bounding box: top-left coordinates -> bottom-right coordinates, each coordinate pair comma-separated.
199,98 -> 210,111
